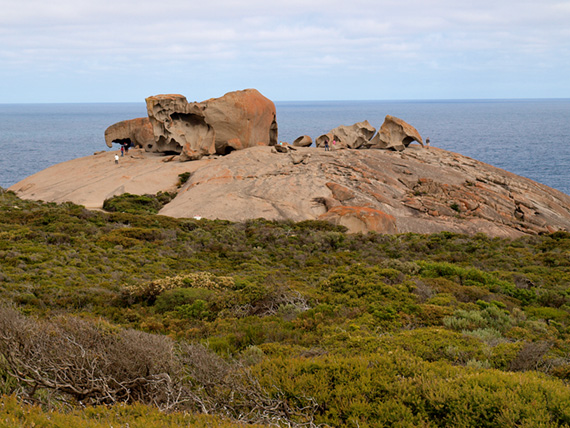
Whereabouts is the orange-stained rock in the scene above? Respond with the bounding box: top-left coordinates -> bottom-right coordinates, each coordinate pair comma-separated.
104,117 -> 154,150
326,182 -> 355,201
319,206 -> 398,234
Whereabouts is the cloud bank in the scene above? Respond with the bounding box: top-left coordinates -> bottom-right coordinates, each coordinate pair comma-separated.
1,0 -> 569,102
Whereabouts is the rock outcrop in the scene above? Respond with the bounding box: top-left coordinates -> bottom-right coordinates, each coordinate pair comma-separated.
143,89 -> 278,160
368,115 -> 424,151
11,94 -> 570,238
104,117 -> 154,150
9,145 -> 570,237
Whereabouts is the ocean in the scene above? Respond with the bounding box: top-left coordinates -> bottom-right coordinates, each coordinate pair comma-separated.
1,99 -> 569,195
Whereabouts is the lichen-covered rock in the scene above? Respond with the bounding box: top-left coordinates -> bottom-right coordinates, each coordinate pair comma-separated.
145,89 -> 278,161
368,115 -> 423,151
104,117 -> 154,150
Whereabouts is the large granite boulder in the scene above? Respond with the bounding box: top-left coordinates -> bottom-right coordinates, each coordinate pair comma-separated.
104,117 -> 154,150
145,89 -> 278,161
316,120 -> 376,149
368,115 -> 423,151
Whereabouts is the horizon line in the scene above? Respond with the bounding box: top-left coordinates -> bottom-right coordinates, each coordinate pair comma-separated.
1,96 -> 570,105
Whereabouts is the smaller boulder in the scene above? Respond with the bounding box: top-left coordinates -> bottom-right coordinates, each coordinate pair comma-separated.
293,135 -> 313,147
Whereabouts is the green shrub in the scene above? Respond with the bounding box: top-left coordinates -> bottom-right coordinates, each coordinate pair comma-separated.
154,287 -> 215,314
177,172 -> 191,186
102,192 -> 175,215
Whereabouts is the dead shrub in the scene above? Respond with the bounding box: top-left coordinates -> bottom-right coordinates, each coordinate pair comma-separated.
0,306 -> 185,409
509,341 -> 552,372
0,307 -> 318,426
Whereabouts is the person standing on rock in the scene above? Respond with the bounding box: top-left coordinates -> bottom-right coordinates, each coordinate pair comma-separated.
115,154 -> 119,164
324,140 -> 330,151
426,137 -> 430,149
120,146 -> 124,156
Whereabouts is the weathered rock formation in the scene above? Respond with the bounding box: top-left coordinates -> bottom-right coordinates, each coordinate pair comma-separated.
145,94 -> 217,160
315,116 -> 422,152
316,120 -> 376,149
104,89 -> 278,161
368,115 -> 424,151
104,118 -> 154,150
144,89 -> 278,160
9,145 -> 570,237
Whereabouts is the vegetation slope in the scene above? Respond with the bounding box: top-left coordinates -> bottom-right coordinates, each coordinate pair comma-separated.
1,189 -> 570,427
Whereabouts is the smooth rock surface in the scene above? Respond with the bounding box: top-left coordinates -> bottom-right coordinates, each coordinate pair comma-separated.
9,146 -> 570,237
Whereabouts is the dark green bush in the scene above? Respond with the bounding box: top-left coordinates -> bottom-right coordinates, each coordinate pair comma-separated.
102,192 -> 175,215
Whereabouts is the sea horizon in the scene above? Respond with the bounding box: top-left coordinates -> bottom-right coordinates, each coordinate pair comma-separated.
2,96 -> 570,105
1,98 -> 569,196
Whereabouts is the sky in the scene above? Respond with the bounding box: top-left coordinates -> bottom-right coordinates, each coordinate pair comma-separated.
1,0 -> 569,103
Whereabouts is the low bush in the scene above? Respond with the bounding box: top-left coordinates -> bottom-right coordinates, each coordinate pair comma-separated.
102,192 -> 175,215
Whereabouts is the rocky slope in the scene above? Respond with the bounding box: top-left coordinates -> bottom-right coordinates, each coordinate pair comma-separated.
9,144 -> 570,238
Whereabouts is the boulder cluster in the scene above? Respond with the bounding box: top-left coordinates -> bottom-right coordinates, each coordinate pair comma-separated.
313,116 -> 423,151
105,89 -> 424,161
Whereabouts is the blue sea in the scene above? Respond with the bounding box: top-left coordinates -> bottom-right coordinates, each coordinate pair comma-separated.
1,99 -> 569,195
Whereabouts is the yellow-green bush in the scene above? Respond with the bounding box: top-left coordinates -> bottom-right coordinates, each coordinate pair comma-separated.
0,395 -> 263,428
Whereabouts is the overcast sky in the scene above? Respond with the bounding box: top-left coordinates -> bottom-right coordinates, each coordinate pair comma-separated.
1,0 -> 569,103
